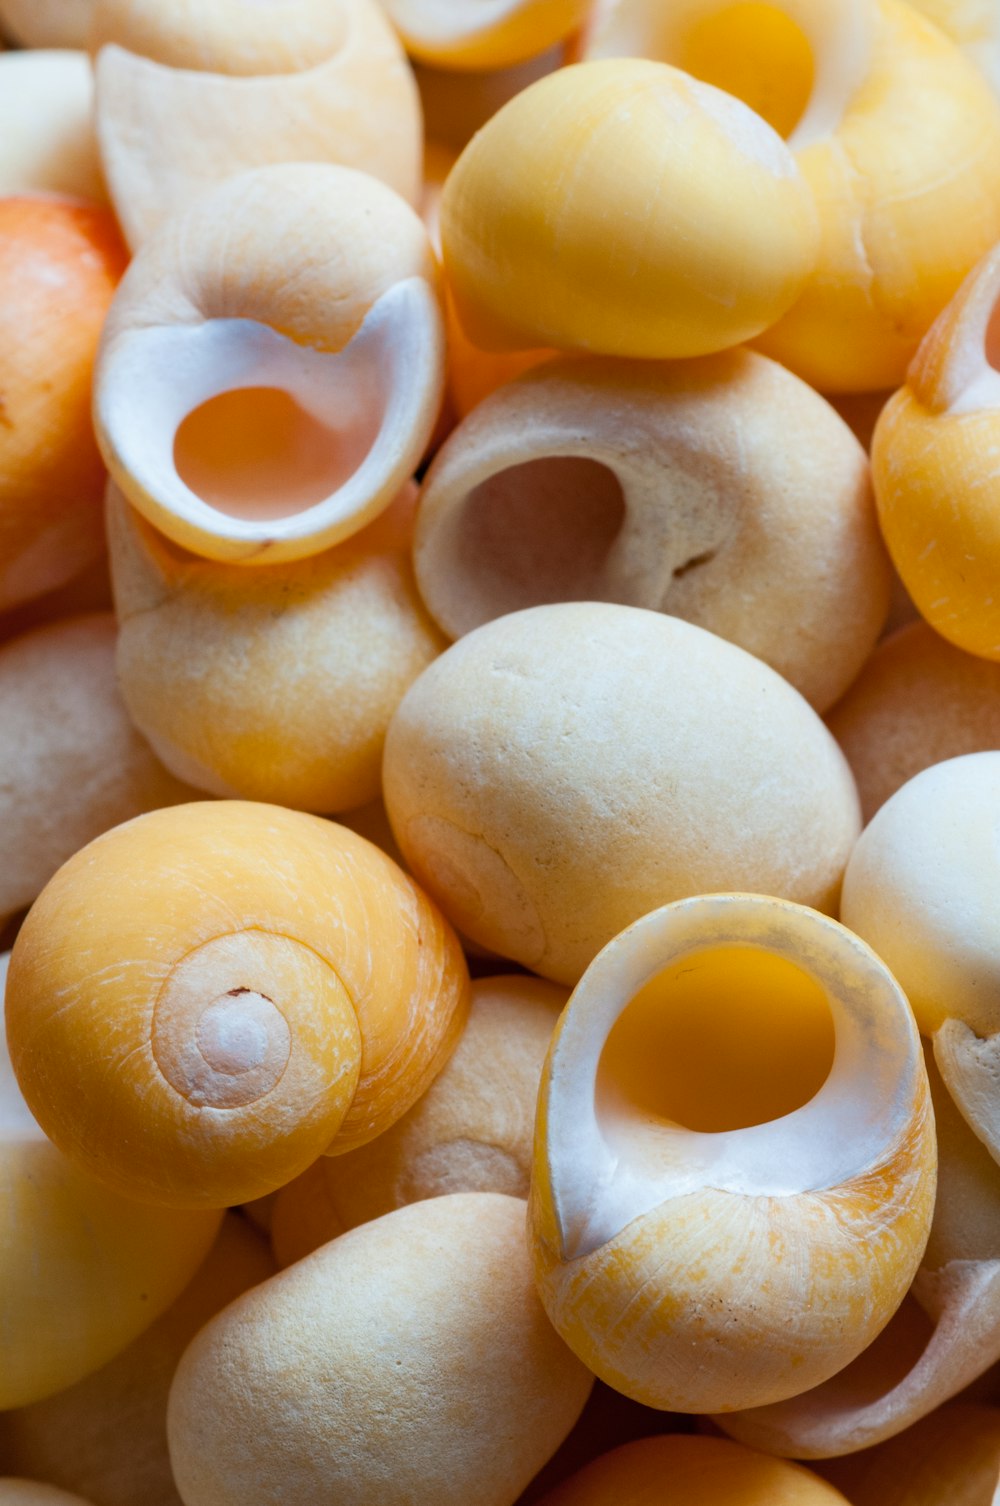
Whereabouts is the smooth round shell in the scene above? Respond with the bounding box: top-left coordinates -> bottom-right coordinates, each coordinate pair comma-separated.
820,1403 -> 1000,1506
530,894 -> 935,1412
0,51 -> 106,202
0,614 -> 196,926
107,483 -> 445,812
167,1194 -> 593,1506
5,802 -> 469,1207
414,350 -> 889,711
94,164 -> 445,566
441,59 -> 819,360
384,603 -> 861,984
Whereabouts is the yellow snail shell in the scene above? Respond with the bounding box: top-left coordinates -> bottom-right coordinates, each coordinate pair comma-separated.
383,602 -> 861,984
529,893 -> 936,1412
440,58 -> 820,361
717,1043 -> 1000,1456
413,350 -> 889,712
106,482 -> 445,813
579,0 -> 1000,392
0,1215 -> 274,1506
383,0 -> 589,69
167,1194 -> 593,1506
89,0 -> 421,248
271,973 -> 567,1265
93,164 -> 445,567
825,622 -> 1000,823
5,801 -> 470,1208
842,752 -> 1000,1167
0,51 -> 106,203
0,953 -> 221,1410
907,0 -> 1000,93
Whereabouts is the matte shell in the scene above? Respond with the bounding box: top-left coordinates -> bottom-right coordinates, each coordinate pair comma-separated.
0,955 -> 221,1410
536,1435 -> 851,1505
0,1216 -> 274,1506
384,0 -> 589,68
0,0 -> 94,45
0,615 -> 196,926
107,483 -> 445,812
441,59 -> 819,360
820,1403 -> 1000,1506
825,622 -> 1000,822
91,0 -> 421,247
94,165 -> 445,566
383,603 -> 861,984
414,350 -> 889,712
271,974 -> 566,1264
907,0 -> 1000,92
167,1194 -> 594,1506
0,51 -> 106,203
5,802 -> 469,1207
0,1487 -> 95,1506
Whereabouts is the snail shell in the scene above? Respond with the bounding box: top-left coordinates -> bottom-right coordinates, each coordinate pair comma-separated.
826,623 -> 1000,823
440,59 -> 819,360
0,953 -> 221,1410
718,1042 -> 1000,1455
271,973 -> 567,1265
93,164 -> 445,566
907,0 -> 1000,94
107,482 -> 445,813
536,1436 -> 851,1506
529,894 -> 936,1412
0,1216 -> 274,1506
167,1194 -> 593,1506
0,0 -> 94,46
820,1403 -> 1000,1506
414,350 -> 889,712
0,614 -> 195,928
580,0 -> 1000,392
842,752 -> 1000,1166
382,0 -> 589,69
416,44 -> 563,152
5,801 -> 470,1207
0,1486 -> 95,1506
383,602 -> 861,984
90,0 -> 421,248
872,243 -> 1000,659
0,195 -> 125,613
0,51 -> 105,203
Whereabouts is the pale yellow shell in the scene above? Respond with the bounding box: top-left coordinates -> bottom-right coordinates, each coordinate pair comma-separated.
0,51 -> 105,203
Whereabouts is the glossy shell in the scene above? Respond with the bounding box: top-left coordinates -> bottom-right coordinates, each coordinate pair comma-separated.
5,802 -> 469,1207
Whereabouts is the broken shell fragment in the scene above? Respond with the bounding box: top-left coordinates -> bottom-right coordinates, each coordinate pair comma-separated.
94,164 -> 445,566
383,603 -> 861,984
440,59 -> 819,360
530,894 -> 936,1412
414,350 -> 889,712
580,0 -> 1000,391
107,482 -> 445,812
167,1194 -> 593,1506
0,954 -> 221,1410
5,802 -> 469,1207
90,0 -> 422,247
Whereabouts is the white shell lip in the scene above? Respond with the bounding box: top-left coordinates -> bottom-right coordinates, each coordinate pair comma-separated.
388,0 -> 547,49
544,894 -> 922,1261
95,276 -> 440,561
1,954 -> 45,1142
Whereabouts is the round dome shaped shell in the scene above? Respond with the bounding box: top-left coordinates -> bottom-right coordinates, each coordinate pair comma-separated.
383,602 -> 861,985
440,59 -> 819,361
530,894 -> 936,1413
94,164 -> 445,567
5,802 -> 469,1208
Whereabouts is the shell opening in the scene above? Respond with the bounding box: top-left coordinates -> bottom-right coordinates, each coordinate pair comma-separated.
98,278 -> 439,552
544,897 -> 921,1260
423,456 -> 626,632
596,945 -> 836,1136
586,0 -> 872,149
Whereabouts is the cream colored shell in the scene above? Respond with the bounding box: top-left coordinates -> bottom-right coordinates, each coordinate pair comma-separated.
384,602 -> 861,984
0,614 -> 195,926
0,51 -> 106,203
0,1216 -> 274,1506
107,483 -> 444,812
271,974 -> 567,1264
0,954 -> 221,1410
826,622 -> 1000,822
820,1402 -> 1000,1506
414,350 -> 889,712
907,0 -> 1000,92
90,0 -> 421,247
167,1194 -> 593,1506
842,752 -> 1000,1162
0,0 -> 94,46
0,1486 -> 95,1506
530,895 -> 935,1412
717,1045 -> 1000,1456
94,164 -> 445,566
